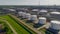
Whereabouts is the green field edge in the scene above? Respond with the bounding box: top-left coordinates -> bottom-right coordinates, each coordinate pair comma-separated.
0,19 -> 14,34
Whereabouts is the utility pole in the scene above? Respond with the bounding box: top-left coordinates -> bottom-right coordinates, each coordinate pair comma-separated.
38,0 -> 40,6
37,0 -> 40,17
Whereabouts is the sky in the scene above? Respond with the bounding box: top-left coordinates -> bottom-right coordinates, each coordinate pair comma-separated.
0,0 -> 60,5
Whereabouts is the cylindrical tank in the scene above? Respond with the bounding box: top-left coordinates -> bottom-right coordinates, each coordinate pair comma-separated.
18,12 -> 23,16
32,9 -> 39,11
39,10 -> 48,16
31,15 -> 37,21
31,9 -> 39,15
38,17 -> 46,24
50,12 -> 60,20
30,15 -> 38,24
50,20 -> 60,30
40,10 -> 48,13
22,12 -> 26,18
50,12 -> 60,15
9,9 -> 15,11
25,13 -> 31,20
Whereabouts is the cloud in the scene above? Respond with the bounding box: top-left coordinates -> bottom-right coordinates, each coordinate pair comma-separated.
0,0 -> 60,5
40,0 -> 60,5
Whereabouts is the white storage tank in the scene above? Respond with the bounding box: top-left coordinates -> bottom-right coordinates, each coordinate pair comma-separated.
30,15 -> 38,24
40,9 -> 48,12
32,9 -> 39,11
25,13 -> 31,20
9,9 -> 16,12
49,9 -> 57,12
38,17 -> 46,24
50,12 -> 60,20
50,12 -> 60,15
22,12 -> 26,18
31,15 -> 37,21
50,20 -> 60,30
39,10 -> 48,16
31,9 -> 39,15
18,12 -> 23,16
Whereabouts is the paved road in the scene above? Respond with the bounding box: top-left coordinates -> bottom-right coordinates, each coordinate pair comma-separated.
0,19 -> 18,34
37,23 -> 50,30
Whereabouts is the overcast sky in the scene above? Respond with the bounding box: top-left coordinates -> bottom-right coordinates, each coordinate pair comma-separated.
0,0 -> 60,5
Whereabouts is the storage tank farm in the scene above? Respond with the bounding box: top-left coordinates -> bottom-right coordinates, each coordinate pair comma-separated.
38,17 -> 46,25
50,12 -> 60,20
9,9 -> 16,12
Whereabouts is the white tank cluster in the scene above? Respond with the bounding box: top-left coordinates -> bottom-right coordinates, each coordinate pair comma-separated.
38,17 -> 46,24
18,12 -> 31,19
18,11 -> 47,24
50,12 -> 60,20
50,20 -> 60,30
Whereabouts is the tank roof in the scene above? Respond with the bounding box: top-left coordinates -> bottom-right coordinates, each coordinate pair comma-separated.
9,9 -> 15,11
51,20 -> 60,24
31,15 -> 37,18
32,9 -> 39,11
39,17 -> 46,19
50,12 -> 60,14
40,10 -> 48,12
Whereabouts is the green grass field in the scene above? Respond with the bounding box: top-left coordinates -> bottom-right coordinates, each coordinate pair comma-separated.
0,15 -> 36,34
0,20 -> 13,34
